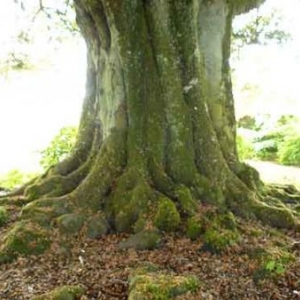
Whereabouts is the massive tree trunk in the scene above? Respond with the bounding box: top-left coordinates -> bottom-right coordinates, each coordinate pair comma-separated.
2,0 -> 299,249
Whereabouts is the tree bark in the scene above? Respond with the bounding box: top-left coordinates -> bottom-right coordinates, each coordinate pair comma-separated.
5,0 -> 299,240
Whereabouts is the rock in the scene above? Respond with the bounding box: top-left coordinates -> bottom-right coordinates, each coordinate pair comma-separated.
118,230 -> 161,250
85,214 -> 108,239
56,213 -> 85,235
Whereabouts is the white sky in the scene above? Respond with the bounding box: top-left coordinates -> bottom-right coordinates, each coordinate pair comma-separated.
0,0 -> 300,174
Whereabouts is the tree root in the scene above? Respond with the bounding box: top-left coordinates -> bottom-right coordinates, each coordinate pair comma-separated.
1,140 -> 300,263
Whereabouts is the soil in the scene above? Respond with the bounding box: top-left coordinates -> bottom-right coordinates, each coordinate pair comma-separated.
0,161 -> 300,299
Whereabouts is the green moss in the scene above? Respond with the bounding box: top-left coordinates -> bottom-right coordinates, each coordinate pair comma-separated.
0,221 -> 50,263
56,213 -> 85,235
128,270 -> 200,300
25,184 -> 39,201
186,216 -> 203,240
31,285 -> 85,300
248,227 -> 263,237
114,184 -> 152,232
110,172 -> 154,232
133,215 -> 147,233
118,230 -> 161,250
175,185 -> 198,216
154,197 -> 181,232
85,213 -> 108,239
253,247 -> 295,282
237,163 -> 262,191
0,206 -> 8,227
200,211 -> 239,253
254,203 -> 295,229
202,228 -> 240,253
295,205 -> 300,214
217,211 -> 237,230
21,206 -> 55,226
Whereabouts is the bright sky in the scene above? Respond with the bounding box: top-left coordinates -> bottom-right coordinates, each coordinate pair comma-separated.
0,0 -> 300,174
0,1 -> 86,173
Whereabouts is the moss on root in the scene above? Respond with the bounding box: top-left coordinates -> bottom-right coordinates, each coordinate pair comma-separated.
0,206 -> 8,227
154,197 -> 181,232
55,213 -> 86,235
128,267 -> 200,300
31,285 -> 85,300
253,202 -> 296,229
236,162 -> 263,191
84,213 -> 109,239
186,209 -> 240,253
21,198 -> 73,226
186,215 -> 203,240
108,170 -> 155,232
201,211 -> 239,253
175,185 -> 198,216
0,221 -> 50,263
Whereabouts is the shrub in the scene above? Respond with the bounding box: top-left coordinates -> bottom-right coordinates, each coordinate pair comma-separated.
253,129 -> 284,161
236,114 -> 300,165
237,115 -> 257,130
40,126 -> 77,170
236,134 -> 255,160
0,169 -> 36,190
278,133 -> 300,166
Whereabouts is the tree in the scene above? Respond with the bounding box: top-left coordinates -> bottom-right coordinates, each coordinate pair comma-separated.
232,6 -> 290,53
1,0 -> 300,257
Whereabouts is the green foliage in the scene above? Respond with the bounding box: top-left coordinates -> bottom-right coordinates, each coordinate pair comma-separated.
236,134 -> 255,160
253,116 -> 300,163
232,8 -> 290,53
40,126 -> 77,170
254,133 -> 282,160
264,260 -> 286,275
0,52 -> 33,74
237,115 -> 257,130
237,114 -> 300,166
253,247 -> 295,282
278,133 -> 300,166
0,169 -> 36,190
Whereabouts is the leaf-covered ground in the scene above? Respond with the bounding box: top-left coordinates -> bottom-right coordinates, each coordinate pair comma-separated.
0,203 -> 300,300
1,162 -> 300,299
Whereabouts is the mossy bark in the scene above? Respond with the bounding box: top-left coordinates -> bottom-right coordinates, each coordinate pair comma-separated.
2,0 -> 299,258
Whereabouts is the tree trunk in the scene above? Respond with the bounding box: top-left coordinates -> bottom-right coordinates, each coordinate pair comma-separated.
4,0 -> 299,244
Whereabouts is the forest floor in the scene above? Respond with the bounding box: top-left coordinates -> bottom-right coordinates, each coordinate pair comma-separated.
0,161 -> 300,300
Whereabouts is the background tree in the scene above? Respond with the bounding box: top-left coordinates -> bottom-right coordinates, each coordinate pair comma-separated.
232,6 -> 290,54
1,0 -> 300,259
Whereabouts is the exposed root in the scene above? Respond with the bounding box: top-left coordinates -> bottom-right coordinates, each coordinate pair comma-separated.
252,201 -> 297,229
24,160 -> 92,201
265,183 -> 300,205
0,176 -> 38,199
1,137 -> 300,263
